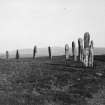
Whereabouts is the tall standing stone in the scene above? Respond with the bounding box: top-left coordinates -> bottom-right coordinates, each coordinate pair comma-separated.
84,32 -> 90,48
16,50 -> 19,59
33,46 -> 37,59
72,41 -> 77,61
6,50 -> 9,59
83,32 -> 90,67
78,38 -> 83,62
89,40 -> 94,67
48,46 -> 52,60
65,44 -> 70,60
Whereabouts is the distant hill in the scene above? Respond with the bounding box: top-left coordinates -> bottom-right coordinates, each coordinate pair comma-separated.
0,47 -> 105,59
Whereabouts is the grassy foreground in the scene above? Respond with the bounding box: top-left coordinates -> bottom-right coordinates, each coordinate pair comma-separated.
0,55 -> 105,105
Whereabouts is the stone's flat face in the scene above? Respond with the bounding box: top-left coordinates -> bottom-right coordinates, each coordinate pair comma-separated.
65,44 -> 70,60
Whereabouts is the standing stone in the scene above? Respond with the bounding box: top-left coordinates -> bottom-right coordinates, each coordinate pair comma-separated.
84,32 -> 90,48
65,44 -> 70,60
33,45 -> 37,59
83,32 -> 90,67
89,40 -> 94,67
6,50 -> 9,59
16,50 -> 19,59
78,38 -> 83,62
48,46 -> 52,60
72,41 -> 77,61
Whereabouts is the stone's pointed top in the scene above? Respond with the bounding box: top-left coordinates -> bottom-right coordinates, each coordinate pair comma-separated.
84,32 -> 90,38
34,45 -> 37,48
84,32 -> 90,35
6,50 -> 8,53
72,41 -> 74,44
84,32 -> 90,39
78,38 -> 83,41
48,46 -> 52,48
65,43 -> 69,45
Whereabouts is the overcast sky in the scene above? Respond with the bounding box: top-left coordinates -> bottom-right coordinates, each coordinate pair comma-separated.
0,0 -> 105,52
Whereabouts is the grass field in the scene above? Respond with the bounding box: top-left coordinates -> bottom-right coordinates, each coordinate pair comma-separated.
0,55 -> 105,105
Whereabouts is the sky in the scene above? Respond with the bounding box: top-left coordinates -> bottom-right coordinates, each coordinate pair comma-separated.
0,0 -> 105,52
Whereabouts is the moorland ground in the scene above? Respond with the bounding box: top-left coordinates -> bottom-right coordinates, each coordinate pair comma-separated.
0,55 -> 105,105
